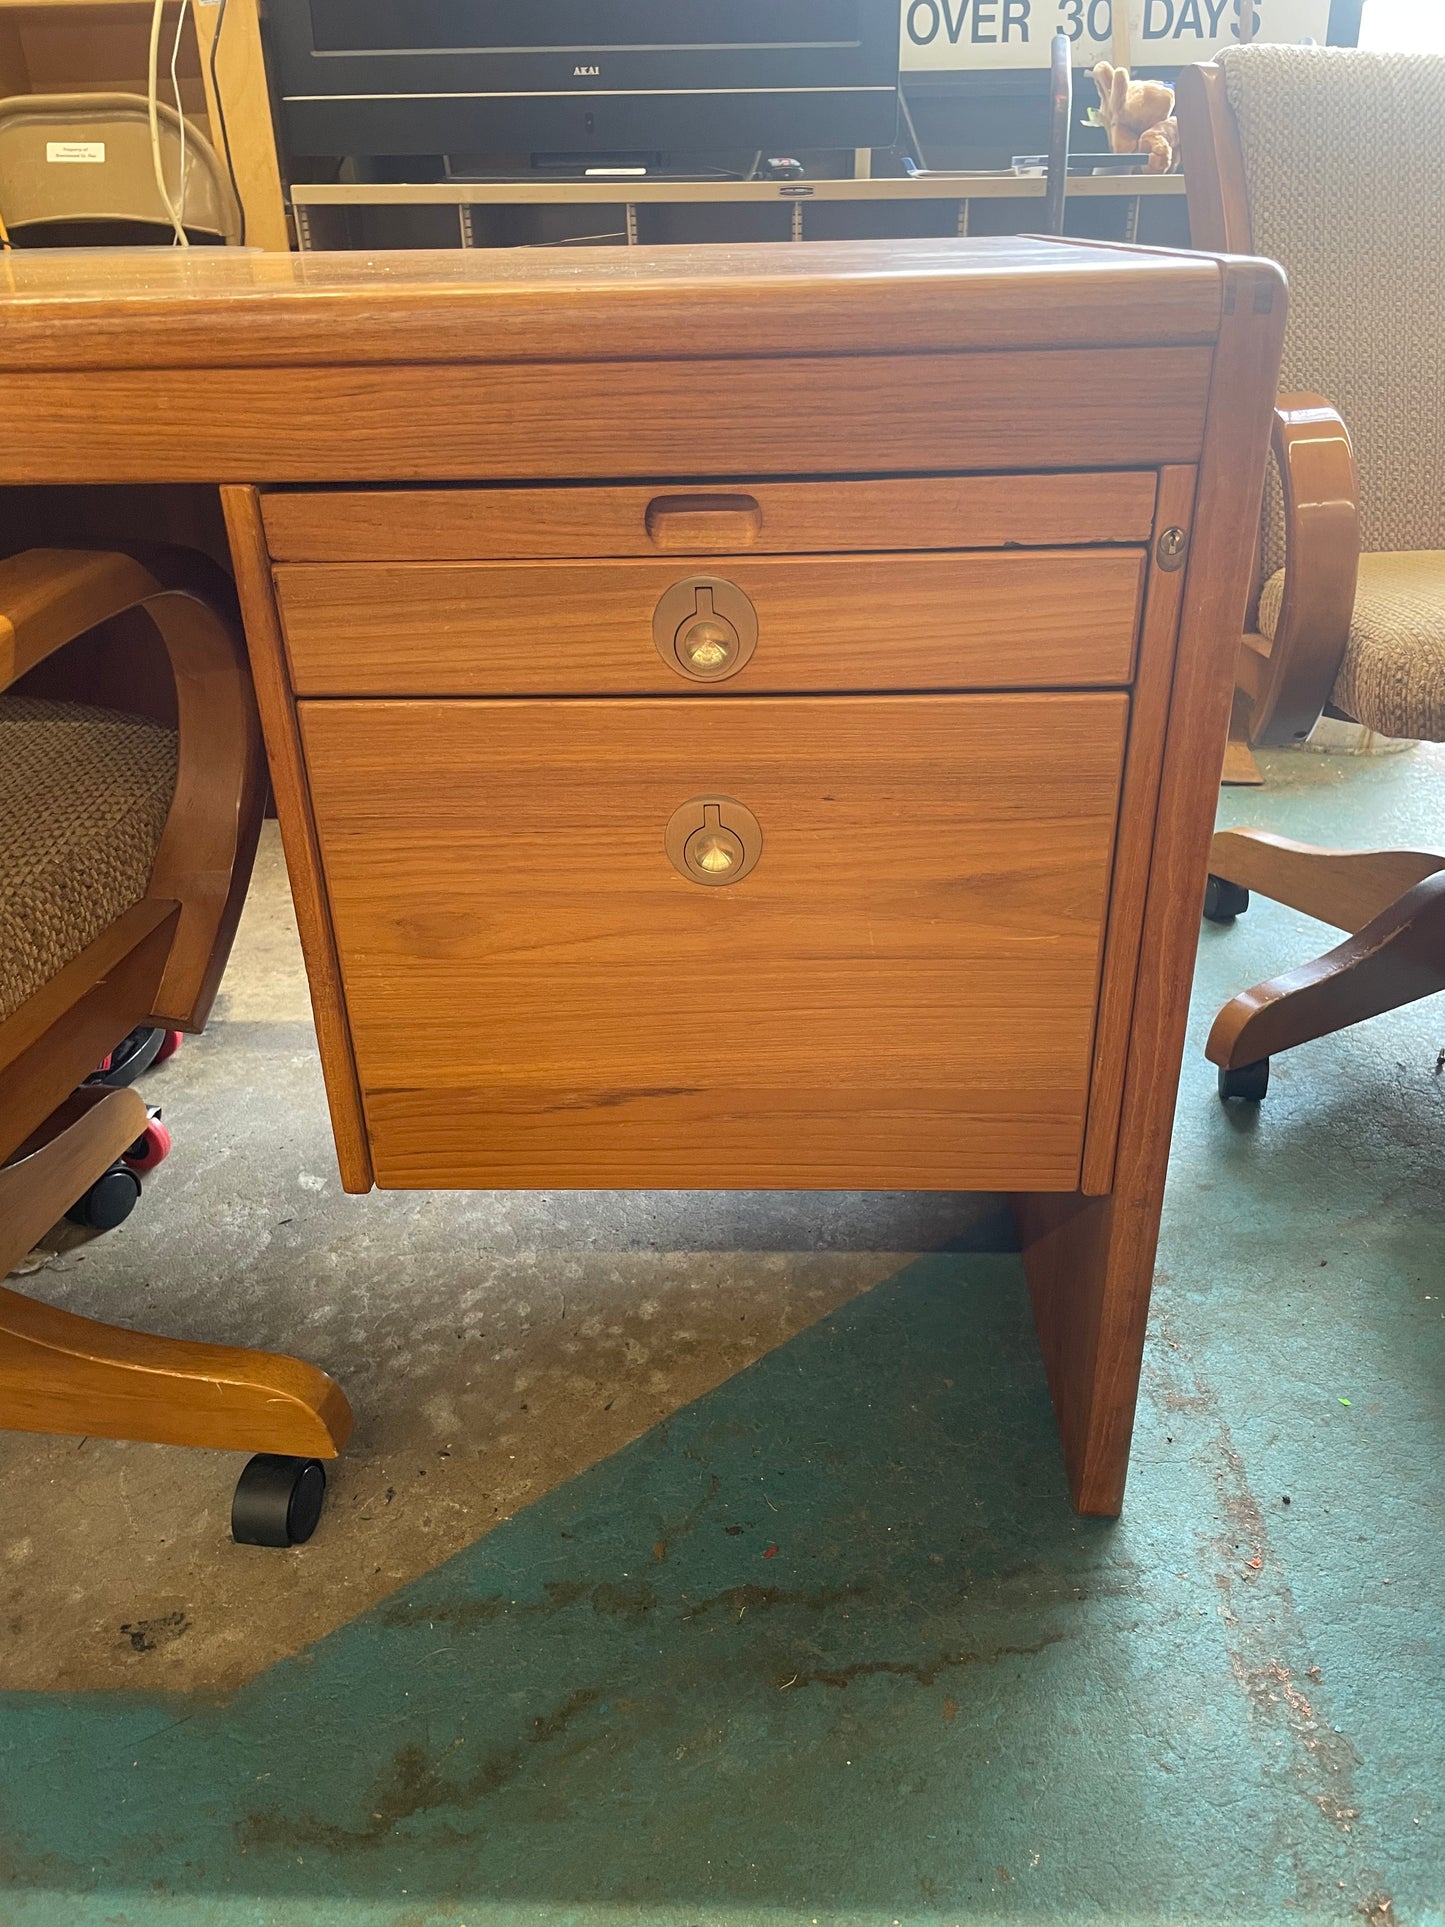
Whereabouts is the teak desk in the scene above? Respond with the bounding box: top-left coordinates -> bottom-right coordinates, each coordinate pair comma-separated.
0,238 -> 1285,1516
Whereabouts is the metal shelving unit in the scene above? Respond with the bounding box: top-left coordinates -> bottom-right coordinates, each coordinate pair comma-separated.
290,170 -> 1186,252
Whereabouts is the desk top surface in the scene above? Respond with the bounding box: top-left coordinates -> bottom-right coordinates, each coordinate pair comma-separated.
0,236 -> 1228,370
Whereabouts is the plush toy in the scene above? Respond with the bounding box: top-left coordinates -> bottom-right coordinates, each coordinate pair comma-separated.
1090,62 -> 1180,174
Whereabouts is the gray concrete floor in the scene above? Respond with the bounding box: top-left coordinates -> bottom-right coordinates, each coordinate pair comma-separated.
2,823 -> 1003,1693
1,741 -> 1443,1926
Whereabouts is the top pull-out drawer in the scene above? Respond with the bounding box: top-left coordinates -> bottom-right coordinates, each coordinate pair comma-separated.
261,472 -> 1158,563
276,546 -> 1146,697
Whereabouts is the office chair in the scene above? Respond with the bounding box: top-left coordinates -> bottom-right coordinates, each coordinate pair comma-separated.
0,546 -> 351,1544
1178,45 -> 1445,1100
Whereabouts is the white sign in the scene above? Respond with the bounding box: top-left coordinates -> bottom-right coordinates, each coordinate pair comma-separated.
901,0 -> 1332,71
46,141 -> 107,163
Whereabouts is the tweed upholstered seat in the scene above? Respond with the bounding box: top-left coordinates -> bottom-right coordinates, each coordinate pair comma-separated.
0,697 -> 177,1023
1219,45 -> 1445,744
1258,552 -> 1445,741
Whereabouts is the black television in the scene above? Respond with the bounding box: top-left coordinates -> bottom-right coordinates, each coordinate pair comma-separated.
267,0 -> 901,165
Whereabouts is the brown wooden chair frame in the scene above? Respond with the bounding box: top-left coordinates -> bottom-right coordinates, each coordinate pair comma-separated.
1178,61 -> 1366,753
1178,59 -> 1445,1089
0,546 -> 352,1463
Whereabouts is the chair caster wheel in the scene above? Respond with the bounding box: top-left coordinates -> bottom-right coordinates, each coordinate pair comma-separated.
232,1454 -> 328,1547
123,1112 -> 172,1173
1203,874 -> 1250,922
90,1024 -> 166,1088
66,1162 -> 142,1230
1218,1058 -> 1269,1103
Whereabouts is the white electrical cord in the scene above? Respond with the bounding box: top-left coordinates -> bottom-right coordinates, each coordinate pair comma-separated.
898,90 -> 930,174
170,0 -> 190,233
148,0 -> 190,245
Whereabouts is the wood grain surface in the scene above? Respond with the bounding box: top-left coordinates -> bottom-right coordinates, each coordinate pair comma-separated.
0,548 -> 158,688
0,230 -> 1282,1517
1079,465 -> 1198,1195
191,0 -> 290,252
221,487 -> 375,1192
1206,871 -> 1445,1072
300,692 -> 1128,1194
0,237 -> 1222,370
1208,829 -> 1445,934
0,348 -> 1213,485
1014,255 -> 1287,1516
1243,395 -> 1361,745
1176,62 -> 1254,255
261,473 -> 1160,564
277,549 -> 1146,698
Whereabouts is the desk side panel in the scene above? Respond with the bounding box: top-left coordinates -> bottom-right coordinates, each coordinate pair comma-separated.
1015,258 -> 1289,1517
221,486 -> 374,1194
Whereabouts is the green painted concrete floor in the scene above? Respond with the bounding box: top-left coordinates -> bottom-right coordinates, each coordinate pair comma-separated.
2,743 -> 1442,1927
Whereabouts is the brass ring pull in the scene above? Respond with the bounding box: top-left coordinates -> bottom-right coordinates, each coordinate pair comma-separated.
652,576 -> 758,682
664,795 -> 763,886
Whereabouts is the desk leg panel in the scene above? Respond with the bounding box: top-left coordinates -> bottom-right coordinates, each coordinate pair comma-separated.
222,485 -> 375,1194
1015,258 -> 1288,1515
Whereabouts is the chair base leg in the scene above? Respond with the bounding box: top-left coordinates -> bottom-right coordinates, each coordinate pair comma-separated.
1220,696 -> 1264,787
1209,828 -> 1445,933
1,1088 -> 352,1459
1207,871 -> 1445,1071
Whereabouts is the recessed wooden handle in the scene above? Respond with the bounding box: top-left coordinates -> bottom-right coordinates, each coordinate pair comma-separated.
644,493 -> 764,553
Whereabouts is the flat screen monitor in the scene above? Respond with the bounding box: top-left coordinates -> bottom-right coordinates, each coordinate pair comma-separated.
268,0 -> 901,161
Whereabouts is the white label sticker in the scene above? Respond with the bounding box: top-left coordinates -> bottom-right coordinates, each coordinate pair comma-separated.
46,141 -> 106,164
900,0 -> 1332,72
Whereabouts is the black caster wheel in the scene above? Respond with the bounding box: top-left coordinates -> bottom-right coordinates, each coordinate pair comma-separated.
1203,874 -> 1250,923
66,1162 -> 142,1230
232,1455 -> 327,1547
1218,1058 -> 1269,1103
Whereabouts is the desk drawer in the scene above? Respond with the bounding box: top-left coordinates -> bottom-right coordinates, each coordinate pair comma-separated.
278,549 -> 1145,698
262,473 -> 1159,561
301,691 -> 1129,1192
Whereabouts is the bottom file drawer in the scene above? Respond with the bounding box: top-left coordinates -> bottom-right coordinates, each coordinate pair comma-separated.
300,691 -> 1128,1192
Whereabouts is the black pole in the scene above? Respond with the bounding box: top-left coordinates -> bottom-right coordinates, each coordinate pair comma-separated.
1045,31 -> 1072,238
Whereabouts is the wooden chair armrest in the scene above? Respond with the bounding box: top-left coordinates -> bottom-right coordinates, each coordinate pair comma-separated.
1246,394 -> 1360,746
1,544 -> 266,1031
131,549 -> 267,1030
0,549 -> 163,693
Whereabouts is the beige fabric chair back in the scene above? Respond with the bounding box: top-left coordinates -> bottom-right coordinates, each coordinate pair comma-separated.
0,93 -> 240,243
1217,44 -> 1445,582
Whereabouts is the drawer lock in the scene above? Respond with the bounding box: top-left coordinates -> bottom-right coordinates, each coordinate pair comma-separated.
653,576 -> 758,681
664,795 -> 763,886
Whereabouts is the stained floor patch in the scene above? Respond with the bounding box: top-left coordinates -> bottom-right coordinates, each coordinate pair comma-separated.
2,1244 -> 1440,1926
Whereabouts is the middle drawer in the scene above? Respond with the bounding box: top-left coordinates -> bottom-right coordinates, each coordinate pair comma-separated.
276,548 -> 1145,698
